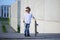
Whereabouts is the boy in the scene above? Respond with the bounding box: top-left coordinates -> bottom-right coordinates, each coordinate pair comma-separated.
23,7 -> 35,37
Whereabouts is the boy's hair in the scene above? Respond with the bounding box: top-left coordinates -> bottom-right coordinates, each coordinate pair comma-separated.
25,7 -> 31,11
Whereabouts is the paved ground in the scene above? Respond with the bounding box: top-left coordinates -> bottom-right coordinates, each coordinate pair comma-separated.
0,22 -> 60,40
0,38 -> 60,40
0,33 -> 60,40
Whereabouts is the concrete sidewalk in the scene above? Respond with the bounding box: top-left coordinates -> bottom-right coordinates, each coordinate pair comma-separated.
0,33 -> 60,40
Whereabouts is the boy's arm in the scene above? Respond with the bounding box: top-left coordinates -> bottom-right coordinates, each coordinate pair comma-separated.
33,16 -> 35,19
32,14 -> 36,20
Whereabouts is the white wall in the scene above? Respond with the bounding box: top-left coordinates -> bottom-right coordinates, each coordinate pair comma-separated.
20,0 -> 60,33
11,0 -> 60,33
11,1 -> 18,31
45,0 -> 60,21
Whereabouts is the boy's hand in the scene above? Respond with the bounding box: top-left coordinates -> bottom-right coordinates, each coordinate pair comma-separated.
23,20 -> 25,23
33,17 -> 35,19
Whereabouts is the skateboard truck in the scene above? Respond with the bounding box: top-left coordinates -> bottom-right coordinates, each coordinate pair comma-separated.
35,20 -> 38,36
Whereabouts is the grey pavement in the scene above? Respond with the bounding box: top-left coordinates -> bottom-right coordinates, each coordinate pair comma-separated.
0,22 -> 60,40
0,33 -> 60,40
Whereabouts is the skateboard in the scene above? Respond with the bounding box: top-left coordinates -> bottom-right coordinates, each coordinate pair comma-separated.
35,20 -> 38,36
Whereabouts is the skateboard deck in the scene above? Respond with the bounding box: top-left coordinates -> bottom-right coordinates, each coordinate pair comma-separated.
35,20 -> 38,36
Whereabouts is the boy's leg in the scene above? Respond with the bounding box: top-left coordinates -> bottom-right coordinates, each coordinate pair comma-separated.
24,24 -> 27,36
27,24 -> 30,36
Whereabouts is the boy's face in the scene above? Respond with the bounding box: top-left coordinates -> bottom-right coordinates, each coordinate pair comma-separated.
25,9 -> 30,13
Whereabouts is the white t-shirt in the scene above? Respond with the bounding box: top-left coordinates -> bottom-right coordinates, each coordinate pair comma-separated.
24,13 -> 33,24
